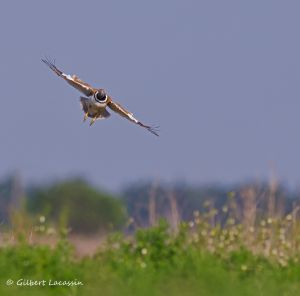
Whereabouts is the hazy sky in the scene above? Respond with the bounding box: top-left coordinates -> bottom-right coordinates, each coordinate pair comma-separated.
1,1 -> 300,191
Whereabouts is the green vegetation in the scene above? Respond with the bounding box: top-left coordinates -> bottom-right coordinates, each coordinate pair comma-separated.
1,212 -> 300,295
1,177 -> 300,295
26,179 -> 127,233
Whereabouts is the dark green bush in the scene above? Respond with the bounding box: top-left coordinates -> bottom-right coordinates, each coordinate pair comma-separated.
26,179 -> 127,234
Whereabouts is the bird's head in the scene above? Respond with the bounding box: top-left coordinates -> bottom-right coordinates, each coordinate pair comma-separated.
95,89 -> 107,102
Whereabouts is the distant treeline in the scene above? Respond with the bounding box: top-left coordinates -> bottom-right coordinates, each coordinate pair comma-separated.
123,181 -> 297,229
0,174 -> 298,234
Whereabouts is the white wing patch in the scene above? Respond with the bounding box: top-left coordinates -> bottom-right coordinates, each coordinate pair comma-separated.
128,113 -> 139,123
61,73 -> 92,94
42,58 -> 94,96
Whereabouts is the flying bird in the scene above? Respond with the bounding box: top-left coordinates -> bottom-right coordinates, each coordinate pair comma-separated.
41,58 -> 159,136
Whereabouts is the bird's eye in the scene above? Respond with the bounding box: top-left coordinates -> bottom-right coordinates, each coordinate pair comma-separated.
96,92 -> 107,102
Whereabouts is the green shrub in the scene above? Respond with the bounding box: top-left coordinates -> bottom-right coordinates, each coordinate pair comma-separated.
26,179 -> 127,234
2,222 -> 300,296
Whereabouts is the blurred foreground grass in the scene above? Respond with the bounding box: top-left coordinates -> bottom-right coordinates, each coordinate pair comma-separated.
1,218 -> 300,296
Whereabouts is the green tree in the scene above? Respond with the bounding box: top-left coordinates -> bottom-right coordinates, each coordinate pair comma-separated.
27,179 -> 127,234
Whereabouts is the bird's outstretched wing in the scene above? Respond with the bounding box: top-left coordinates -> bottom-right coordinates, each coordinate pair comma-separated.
107,99 -> 159,136
41,57 -> 95,97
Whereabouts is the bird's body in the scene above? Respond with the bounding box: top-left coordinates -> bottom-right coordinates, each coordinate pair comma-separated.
81,91 -> 111,121
42,58 -> 159,136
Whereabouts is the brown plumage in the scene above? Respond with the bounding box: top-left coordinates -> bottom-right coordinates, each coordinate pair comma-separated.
42,58 -> 159,136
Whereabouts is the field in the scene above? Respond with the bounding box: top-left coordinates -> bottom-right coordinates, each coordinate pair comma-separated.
1,0 -> 299,295
1,200 -> 300,296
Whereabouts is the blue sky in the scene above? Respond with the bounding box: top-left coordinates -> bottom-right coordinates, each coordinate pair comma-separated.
1,1 -> 300,191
